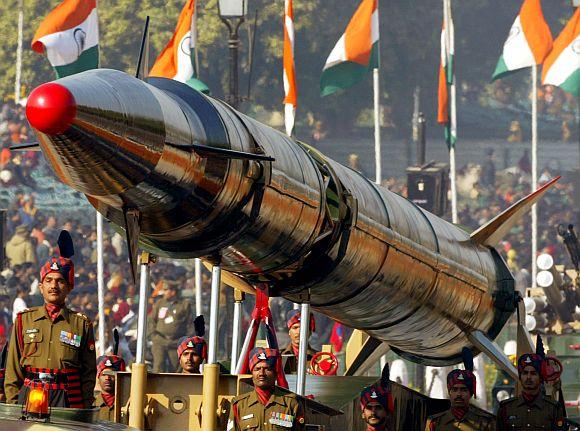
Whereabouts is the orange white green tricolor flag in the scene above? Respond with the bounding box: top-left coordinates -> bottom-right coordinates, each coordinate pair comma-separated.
437,4 -> 456,149
283,0 -> 297,136
492,0 -> 553,81
320,0 -> 379,97
150,0 -> 208,93
542,8 -> 580,97
32,0 -> 99,79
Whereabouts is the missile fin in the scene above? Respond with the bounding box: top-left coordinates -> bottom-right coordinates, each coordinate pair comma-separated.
470,176 -> 560,246
123,209 -> 141,285
9,142 -> 40,151
189,143 -> 275,162
467,330 -> 518,380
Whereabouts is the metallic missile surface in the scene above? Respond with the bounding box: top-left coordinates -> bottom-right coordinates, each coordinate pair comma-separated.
26,69 -> 520,365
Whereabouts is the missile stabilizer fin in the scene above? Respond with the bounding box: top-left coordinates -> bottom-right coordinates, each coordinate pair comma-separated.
123,208 -> 141,285
470,176 -> 560,246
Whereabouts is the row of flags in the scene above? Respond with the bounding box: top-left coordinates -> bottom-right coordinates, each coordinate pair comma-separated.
492,0 -> 580,94
30,0 -> 579,141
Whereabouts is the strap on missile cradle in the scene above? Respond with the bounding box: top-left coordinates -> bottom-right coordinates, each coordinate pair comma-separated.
271,142 -> 356,295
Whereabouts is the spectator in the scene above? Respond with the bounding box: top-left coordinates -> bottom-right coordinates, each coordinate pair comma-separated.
11,286 -> 28,322
5,225 -> 36,267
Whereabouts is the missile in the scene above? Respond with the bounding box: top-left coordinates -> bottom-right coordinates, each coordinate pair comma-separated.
25,69 -> 557,368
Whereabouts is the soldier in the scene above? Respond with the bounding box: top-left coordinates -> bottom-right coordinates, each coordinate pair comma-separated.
94,353 -> 126,421
4,233 -> 97,408
228,347 -> 305,431
424,368 -> 493,430
496,353 -> 567,431
280,310 -> 317,374
148,281 -> 194,372
360,383 -> 394,431
177,336 -> 206,374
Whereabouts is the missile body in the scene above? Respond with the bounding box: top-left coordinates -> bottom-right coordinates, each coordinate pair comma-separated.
26,69 -> 517,365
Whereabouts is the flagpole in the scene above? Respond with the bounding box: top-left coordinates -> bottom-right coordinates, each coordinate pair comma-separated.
531,65 -> 538,288
444,0 -> 458,224
374,68 -> 381,185
14,0 -> 23,103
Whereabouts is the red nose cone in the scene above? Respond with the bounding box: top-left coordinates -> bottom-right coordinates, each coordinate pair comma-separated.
26,82 -> 77,135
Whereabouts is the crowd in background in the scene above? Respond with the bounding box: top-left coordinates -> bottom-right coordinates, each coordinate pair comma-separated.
0,98 -> 577,370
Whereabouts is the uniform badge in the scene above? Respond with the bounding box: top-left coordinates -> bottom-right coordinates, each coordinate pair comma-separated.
241,414 -> 254,420
105,359 -> 112,367
458,374 -> 465,380
50,262 -> 60,270
269,412 -> 293,427
258,352 -> 267,360
525,357 -> 532,363
187,341 -> 194,348
371,391 -> 378,399
60,330 -> 82,347
89,341 -> 95,351
25,328 -> 39,334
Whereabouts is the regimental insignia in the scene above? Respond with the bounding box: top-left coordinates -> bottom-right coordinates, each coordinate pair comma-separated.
105,359 -> 112,367
258,352 -> 267,360
50,262 -> 60,270
458,374 -> 465,380
187,341 -> 194,348
371,391 -> 378,399
525,357 -> 532,363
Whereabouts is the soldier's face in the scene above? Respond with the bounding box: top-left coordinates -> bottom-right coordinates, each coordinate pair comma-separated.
252,362 -> 276,389
362,402 -> 387,427
99,373 -> 115,394
289,323 -> 310,347
180,349 -> 202,374
40,272 -> 71,305
520,366 -> 541,393
449,384 -> 471,407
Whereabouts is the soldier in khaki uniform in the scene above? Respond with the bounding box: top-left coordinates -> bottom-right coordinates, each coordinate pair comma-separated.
280,310 -> 318,374
94,353 -> 126,421
148,282 -> 194,372
4,250 -> 97,408
496,353 -> 567,431
228,347 -> 305,431
177,336 -> 206,374
359,381 -> 394,431
425,368 -> 493,431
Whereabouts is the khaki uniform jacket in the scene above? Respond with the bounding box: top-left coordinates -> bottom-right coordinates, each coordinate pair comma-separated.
496,394 -> 566,431
4,306 -> 97,407
148,297 -> 194,342
227,388 -> 306,431
94,392 -> 114,421
280,344 -> 317,375
424,409 -> 494,431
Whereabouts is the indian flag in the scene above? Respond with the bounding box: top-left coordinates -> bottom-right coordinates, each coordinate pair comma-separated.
150,0 -> 209,93
542,8 -> 580,97
438,4 -> 456,149
320,0 -> 379,97
283,0 -> 297,136
492,0 -> 552,81
32,0 -> 99,79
